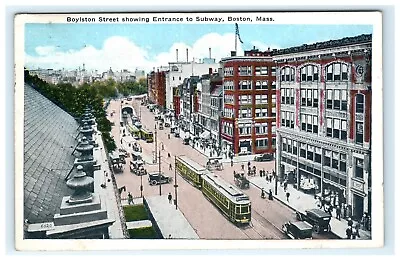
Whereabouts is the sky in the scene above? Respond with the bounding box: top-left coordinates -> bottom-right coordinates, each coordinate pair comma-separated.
24,23 -> 373,72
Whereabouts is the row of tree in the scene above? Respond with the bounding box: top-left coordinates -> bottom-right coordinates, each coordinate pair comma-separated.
24,69 -> 147,152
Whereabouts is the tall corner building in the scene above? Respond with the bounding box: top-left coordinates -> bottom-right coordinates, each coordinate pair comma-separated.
274,34 -> 372,219
220,48 -> 277,156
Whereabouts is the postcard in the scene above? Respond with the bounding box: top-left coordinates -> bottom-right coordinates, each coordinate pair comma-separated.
14,11 -> 383,251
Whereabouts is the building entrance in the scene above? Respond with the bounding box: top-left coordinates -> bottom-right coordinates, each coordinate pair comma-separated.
353,194 -> 364,220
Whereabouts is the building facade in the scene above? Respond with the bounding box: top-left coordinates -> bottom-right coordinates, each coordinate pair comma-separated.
220,48 -> 277,156
274,34 -> 372,220
147,70 -> 166,108
165,50 -> 220,111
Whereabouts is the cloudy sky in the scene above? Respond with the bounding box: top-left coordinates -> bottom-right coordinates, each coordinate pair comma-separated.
25,23 -> 372,72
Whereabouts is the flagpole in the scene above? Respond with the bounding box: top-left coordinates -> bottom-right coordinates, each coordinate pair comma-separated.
235,26 -> 237,54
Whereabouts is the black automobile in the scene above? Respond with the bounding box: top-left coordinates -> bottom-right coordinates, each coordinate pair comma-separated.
183,137 -> 190,145
254,153 -> 274,162
282,221 -> 313,240
174,131 -> 180,138
148,172 -> 172,185
296,209 -> 332,233
164,122 -> 171,127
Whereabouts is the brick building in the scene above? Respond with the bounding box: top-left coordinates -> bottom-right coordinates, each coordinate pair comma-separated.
220,48 -> 277,156
274,34 -> 372,220
147,70 -> 166,108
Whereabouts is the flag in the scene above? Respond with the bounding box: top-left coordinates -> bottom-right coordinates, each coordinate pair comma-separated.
235,23 -> 244,44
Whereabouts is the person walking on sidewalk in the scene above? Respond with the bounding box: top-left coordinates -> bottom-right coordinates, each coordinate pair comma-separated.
286,192 -> 290,202
336,205 -> 341,220
231,159 -> 233,167
161,142 -> 164,151
128,192 -> 133,205
283,181 -> 288,191
346,226 -> 352,239
169,163 -> 173,170
168,193 -> 172,204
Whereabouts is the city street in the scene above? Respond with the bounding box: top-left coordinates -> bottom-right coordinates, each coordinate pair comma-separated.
107,98 -> 337,240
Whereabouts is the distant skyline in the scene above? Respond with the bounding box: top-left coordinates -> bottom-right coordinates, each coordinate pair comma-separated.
25,23 -> 373,72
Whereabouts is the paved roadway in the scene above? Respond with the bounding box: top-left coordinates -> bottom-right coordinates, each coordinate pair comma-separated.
108,98 -> 337,240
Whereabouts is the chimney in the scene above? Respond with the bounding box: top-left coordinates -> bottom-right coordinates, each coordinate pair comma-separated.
209,68 -> 212,75
209,47 -> 211,59
186,48 -> 189,63
253,46 -> 256,50
176,49 -> 179,62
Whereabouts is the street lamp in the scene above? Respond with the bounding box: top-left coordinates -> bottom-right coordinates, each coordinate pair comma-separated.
174,156 -> 178,210
140,173 -> 143,198
158,149 -> 162,196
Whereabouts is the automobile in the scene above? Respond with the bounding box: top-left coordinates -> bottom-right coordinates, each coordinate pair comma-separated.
174,131 -> 180,138
127,97 -> 132,101
131,117 -> 139,123
134,122 -> 142,128
118,148 -> 129,158
164,122 -> 171,128
296,208 -> 332,233
148,172 -> 172,185
282,221 -> 313,239
183,137 -> 190,145
159,123 -> 164,130
254,153 -> 274,162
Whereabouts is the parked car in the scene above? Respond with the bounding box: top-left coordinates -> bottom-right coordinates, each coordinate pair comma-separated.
296,209 -> 332,233
148,172 -> 172,185
254,153 -> 274,162
282,221 -> 313,239
174,131 -> 180,138
134,122 -> 142,128
183,137 -> 190,145
164,122 -> 171,127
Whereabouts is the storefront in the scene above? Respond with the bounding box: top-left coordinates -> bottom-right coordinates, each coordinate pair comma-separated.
238,139 -> 252,155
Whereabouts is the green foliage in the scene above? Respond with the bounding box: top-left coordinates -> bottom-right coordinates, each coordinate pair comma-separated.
123,204 -> 149,221
128,227 -> 158,239
116,80 -> 147,97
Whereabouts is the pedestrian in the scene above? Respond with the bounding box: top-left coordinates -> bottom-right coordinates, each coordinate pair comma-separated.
231,159 -> 233,167
168,193 -> 172,204
347,217 -> 353,228
283,181 -> 288,191
161,143 -> 164,151
268,189 -> 273,200
120,139 -> 123,144
354,221 -> 361,238
346,226 -> 352,239
343,204 -> 348,219
247,161 -> 251,168
168,153 -> 171,158
259,170 -> 263,177
241,164 -> 244,170
361,212 -> 370,230
168,134 -> 170,139
286,192 -> 290,202
336,205 -> 341,220
169,163 -> 172,170
128,192 -> 133,205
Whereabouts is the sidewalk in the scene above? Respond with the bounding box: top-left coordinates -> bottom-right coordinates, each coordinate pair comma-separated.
144,195 -> 199,239
249,176 -> 371,240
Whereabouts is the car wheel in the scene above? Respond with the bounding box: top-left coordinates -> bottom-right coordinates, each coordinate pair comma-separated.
150,180 -> 157,186
313,225 -> 320,233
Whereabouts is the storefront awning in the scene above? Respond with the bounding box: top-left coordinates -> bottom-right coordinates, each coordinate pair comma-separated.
200,131 -> 210,139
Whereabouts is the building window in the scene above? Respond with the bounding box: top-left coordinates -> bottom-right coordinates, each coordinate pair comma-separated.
223,107 -> 234,118
280,66 -> 295,82
307,145 -> 314,161
356,122 -> 364,144
239,66 -> 252,76
255,94 -> 268,104
224,67 -> 234,76
324,150 -> 331,167
354,158 -> 364,179
300,143 -> 306,158
271,66 -> 276,76
340,153 -> 347,172
239,108 -> 252,118
293,141 -> 298,155
301,65 -> 319,82
238,123 -> 252,135
239,80 -> 252,90
282,88 -> 294,105
300,114 -> 317,134
300,88 -> 318,108
239,95 -> 252,105
256,138 -> 269,148
271,81 -> 276,90
326,63 -> 348,81
326,117 -> 347,141
223,81 -> 234,90
172,77 -> 175,81
326,89 -> 347,111
356,94 -> 365,113
315,147 -> 322,163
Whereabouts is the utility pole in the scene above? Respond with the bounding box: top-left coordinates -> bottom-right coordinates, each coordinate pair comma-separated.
158,149 -> 162,196
154,121 -> 158,163
174,156 -> 178,210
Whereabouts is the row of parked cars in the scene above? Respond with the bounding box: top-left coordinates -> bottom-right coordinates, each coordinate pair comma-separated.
282,208 -> 332,239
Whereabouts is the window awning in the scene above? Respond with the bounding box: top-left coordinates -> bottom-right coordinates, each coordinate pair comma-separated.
200,131 -> 210,139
